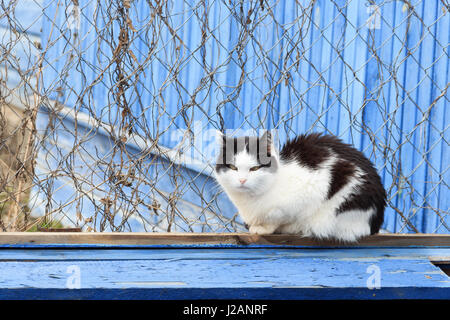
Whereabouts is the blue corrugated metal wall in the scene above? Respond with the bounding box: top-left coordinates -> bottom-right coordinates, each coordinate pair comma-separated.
34,0 -> 449,233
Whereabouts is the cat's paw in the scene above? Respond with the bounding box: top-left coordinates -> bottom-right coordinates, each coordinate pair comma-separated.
249,225 -> 276,235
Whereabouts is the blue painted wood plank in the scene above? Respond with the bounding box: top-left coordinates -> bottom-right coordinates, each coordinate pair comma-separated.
1,248 -> 449,261
0,255 -> 446,290
2,242 -> 450,250
0,248 -> 448,299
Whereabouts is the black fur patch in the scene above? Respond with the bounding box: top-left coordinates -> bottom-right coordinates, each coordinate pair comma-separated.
336,174 -> 386,234
327,160 -> 355,200
279,133 -> 331,169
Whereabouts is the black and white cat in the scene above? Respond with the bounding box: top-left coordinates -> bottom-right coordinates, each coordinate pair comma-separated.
214,131 -> 386,242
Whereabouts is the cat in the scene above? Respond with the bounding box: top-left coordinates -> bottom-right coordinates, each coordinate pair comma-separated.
214,130 -> 386,242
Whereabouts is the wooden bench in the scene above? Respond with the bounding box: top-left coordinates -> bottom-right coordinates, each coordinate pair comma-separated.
0,233 -> 449,300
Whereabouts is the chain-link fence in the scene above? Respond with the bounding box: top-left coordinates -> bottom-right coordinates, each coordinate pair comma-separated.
0,0 -> 448,233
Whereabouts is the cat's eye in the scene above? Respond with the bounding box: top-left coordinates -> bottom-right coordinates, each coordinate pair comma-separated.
249,166 -> 262,172
226,164 -> 238,170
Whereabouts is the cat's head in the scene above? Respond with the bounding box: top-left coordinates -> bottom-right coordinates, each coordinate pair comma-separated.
214,131 -> 279,196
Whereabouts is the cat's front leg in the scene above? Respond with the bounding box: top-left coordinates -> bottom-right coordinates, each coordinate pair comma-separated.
248,208 -> 284,235
249,224 -> 278,235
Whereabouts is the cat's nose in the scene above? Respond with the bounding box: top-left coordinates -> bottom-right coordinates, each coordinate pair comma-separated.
239,178 -> 247,185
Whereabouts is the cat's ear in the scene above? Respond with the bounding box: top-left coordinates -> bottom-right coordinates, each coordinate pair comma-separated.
260,129 -> 279,159
260,130 -> 273,156
214,130 -> 227,165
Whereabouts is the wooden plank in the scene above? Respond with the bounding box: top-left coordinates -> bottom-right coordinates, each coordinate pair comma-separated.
0,233 -> 450,247
0,250 -> 448,299
1,248 -> 449,262
0,237 -> 448,300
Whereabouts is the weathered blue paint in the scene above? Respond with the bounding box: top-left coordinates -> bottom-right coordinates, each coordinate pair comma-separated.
0,246 -> 449,300
1,243 -> 450,249
3,0 -> 448,233
1,247 -> 450,261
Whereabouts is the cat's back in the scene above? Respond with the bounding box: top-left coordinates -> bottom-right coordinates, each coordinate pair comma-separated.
280,132 -> 375,172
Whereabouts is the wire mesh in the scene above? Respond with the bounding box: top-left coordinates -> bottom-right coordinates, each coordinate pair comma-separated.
0,0 -> 448,233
